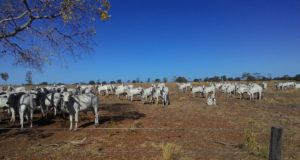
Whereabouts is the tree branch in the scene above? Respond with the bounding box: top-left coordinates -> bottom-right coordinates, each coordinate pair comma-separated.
0,10 -> 28,24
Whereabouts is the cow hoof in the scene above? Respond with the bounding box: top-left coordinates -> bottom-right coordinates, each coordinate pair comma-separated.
69,128 -> 72,131
74,128 -> 78,131
95,124 -> 99,128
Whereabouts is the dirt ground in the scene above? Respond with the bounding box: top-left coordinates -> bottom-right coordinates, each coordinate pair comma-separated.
0,82 -> 300,160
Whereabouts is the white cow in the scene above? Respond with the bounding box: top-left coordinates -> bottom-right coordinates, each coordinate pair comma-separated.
247,84 -> 262,100
191,85 -> 204,98
203,85 -> 215,98
295,84 -> 300,89
126,87 -> 144,101
161,86 -> 170,106
225,84 -> 236,97
141,85 -> 155,103
62,92 -> 99,131
115,85 -> 128,99
207,94 -> 216,106
0,96 -> 9,122
262,82 -> 268,91
236,85 -> 249,100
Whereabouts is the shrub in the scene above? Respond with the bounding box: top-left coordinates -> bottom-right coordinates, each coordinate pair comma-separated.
193,79 -> 200,82
39,82 -> 48,85
155,78 -> 160,83
241,129 -> 268,159
89,80 -> 95,85
159,143 -> 182,160
110,81 -> 116,84
175,77 -> 187,83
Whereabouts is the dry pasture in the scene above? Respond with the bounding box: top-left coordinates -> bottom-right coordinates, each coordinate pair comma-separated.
0,82 -> 300,159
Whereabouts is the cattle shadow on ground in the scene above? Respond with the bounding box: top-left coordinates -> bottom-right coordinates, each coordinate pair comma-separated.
100,103 -> 133,113
0,114 -> 57,135
0,127 -> 54,140
79,111 -> 146,128
79,103 -> 146,128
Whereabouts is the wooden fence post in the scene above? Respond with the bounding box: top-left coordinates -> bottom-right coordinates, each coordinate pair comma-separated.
269,126 -> 283,160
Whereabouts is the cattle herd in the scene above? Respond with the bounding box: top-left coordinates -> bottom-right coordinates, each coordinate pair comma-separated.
0,83 -> 169,131
0,81 -> 299,131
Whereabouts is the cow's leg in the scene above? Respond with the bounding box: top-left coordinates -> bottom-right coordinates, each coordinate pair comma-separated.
10,107 -> 15,123
19,105 -> 26,130
30,108 -> 33,128
53,105 -> 57,117
40,105 -> 45,118
69,115 -> 73,131
193,93 -> 195,98
93,107 -> 99,127
74,111 -> 78,131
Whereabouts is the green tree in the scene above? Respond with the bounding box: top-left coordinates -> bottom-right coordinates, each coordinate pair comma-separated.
117,79 -> 122,84
221,75 -> 227,81
89,80 -> 95,85
110,81 -> 116,84
0,0 -> 111,70
155,78 -> 160,83
176,77 -> 187,83
294,74 -> 300,81
193,79 -> 200,82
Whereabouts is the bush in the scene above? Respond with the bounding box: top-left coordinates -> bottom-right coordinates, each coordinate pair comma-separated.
89,80 -> 95,85
155,78 -> 161,83
160,143 -> 182,160
193,79 -> 200,82
241,129 -> 268,159
294,74 -> 300,81
39,82 -> 48,85
175,77 -> 187,83
110,81 -> 116,84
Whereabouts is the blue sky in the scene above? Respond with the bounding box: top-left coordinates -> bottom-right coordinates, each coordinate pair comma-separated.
1,0 -> 300,84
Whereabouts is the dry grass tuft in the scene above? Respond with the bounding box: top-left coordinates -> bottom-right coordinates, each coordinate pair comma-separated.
241,129 -> 268,159
159,143 -> 182,160
128,120 -> 144,134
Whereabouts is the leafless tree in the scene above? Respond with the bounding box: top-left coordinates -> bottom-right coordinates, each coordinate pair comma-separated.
0,0 -> 110,71
25,71 -> 32,84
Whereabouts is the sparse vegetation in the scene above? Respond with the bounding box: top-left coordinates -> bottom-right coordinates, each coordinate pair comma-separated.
175,77 -> 187,83
240,129 -> 268,159
159,143 -> 182,160
107,120 -> 115,136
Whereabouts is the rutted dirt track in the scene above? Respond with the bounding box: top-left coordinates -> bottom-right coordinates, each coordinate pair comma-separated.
0,82 -> 300,160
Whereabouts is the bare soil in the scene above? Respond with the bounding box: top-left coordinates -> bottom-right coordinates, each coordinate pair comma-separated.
0,82 -> 299,160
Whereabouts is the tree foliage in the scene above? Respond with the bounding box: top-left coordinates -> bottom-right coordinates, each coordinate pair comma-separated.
0,72 -> 8,81
175,77 -> 187,83
89,80 -> 95,84
0,0 -> 111,70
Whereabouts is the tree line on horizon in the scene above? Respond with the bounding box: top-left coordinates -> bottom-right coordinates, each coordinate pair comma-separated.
1,72 -> 299,85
